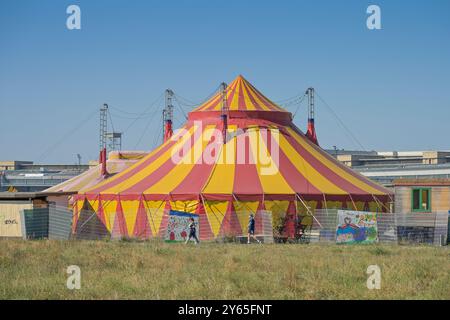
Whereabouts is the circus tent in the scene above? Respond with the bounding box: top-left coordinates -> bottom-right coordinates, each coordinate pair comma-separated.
74,75 -> 393,240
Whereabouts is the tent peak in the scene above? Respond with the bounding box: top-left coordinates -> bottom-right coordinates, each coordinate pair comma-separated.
190,75 -> 290,117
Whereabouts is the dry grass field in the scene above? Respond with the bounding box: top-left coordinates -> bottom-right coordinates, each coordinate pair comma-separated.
0,239 -> 448,299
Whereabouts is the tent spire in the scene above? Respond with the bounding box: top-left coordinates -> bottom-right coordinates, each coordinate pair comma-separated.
220,82 -> 228,144
163,89 -> 174,142
305,87 -> 319,145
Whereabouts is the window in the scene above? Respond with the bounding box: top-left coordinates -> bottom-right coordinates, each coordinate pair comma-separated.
411,188 -> 431,212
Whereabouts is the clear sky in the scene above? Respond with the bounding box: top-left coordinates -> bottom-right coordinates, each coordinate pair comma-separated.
1,0 -> 449,164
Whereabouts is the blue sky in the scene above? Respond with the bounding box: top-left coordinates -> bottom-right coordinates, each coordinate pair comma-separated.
1,0 -> 449,164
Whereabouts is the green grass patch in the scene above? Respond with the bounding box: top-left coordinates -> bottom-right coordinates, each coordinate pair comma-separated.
0,240 -> 448,299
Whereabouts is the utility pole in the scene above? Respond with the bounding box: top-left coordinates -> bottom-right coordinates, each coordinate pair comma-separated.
163,89 -> 174,142
305,88 -> 319,146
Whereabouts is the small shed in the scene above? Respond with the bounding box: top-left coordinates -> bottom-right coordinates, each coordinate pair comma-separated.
393,178 -> 450,214
393,178 -> 450,245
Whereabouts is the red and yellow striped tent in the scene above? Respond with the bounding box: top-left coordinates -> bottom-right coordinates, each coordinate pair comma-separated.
74,75 -> 393,239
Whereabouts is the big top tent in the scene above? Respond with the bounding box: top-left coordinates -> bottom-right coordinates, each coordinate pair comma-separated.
73,75 -> 393,240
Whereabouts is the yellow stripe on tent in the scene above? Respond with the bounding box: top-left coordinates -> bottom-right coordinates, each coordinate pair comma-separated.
170,200 -> 199,213
102,200 -> 117,231
143,200 -> 166,235
325,201 -> 342,209
204,200 -> 228,237
202,126 -> 237,194
369,201 -> 380,212
233,201 -> 259,233
265,200 -> 290,215
121,200 -> 140,235
228,79 -> 241,111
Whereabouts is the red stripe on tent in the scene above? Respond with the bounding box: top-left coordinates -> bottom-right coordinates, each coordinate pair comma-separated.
237,79 -> 247,110
158,201 -> 171,237
171,127 -> 221,196
218,202 -> 240,236
198,212 -> 214,240
133,198 -> 152,239
112,199 -> 128,238
233,134 -> 264,195
226,81 -> 238,110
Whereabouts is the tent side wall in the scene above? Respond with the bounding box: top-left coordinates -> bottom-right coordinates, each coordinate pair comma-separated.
72,197 -> 390,240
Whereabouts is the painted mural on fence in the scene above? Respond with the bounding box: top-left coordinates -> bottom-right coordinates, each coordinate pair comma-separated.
336,210 -> 378,244
165,210 -> 198,242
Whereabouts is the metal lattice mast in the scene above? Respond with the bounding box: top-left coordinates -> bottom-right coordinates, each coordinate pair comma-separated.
163,89 -> 174,142
306,87 -> 314,121
305,88 -> 319,145
99,103 -> 108,152
220,82 -> 228,144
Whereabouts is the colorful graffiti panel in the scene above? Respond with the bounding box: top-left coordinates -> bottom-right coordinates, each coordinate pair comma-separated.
165,210 -> 198,242
336,210 -> 378,244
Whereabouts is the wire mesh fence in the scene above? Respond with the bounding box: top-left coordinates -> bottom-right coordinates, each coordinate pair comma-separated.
1,205 -> 448,246
302,209 -> 449,245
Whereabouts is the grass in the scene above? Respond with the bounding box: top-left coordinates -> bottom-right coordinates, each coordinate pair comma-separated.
0,239 -> 448,299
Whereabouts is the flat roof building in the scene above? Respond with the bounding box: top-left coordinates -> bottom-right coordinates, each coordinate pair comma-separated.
326,149 -> 450,187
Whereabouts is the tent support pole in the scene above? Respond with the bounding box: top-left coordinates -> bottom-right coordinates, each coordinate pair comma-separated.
322,193 -> 328,215
296,193 -> 322,228
348,194 -> 358,211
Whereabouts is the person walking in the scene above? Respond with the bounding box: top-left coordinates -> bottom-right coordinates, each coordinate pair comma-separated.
185,217 -> 200,244
247,213 -> 261,244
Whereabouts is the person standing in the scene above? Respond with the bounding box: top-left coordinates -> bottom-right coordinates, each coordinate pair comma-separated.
247,213 -> 261,244
185,217 -> 199,244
